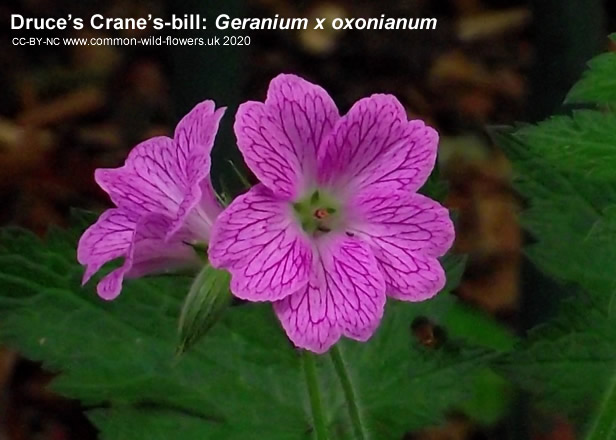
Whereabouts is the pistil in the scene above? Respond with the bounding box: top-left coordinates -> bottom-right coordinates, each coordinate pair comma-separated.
293,190 -> 341,236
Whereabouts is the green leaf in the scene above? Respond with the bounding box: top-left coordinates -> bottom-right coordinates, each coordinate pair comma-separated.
493,38 -> 616,430
494,130 -> 616,296
0,218 -> 497,439
495,294 -> 616,424
88,408 -> 226,440
336,305 -> 494,438
514,35 -> 616,182
458,369 -> 513,427
329,256 -> 511,438
0,223 -> 308,439
495,126 -> 616,428
514,111 -> 616,181
566,34 -> 616,105
584,372 -> 616,440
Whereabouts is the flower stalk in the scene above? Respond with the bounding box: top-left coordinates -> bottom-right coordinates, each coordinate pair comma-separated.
330,345 -> 367,440
302,351 -> 329,440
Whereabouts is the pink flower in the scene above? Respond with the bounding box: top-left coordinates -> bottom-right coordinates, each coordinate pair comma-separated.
78,101 -> 225,300
208,74 -> 454,353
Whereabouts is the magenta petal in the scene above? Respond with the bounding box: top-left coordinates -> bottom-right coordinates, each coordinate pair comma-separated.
208,184 -> 313,301
80,100 -> 224,299
234,74 -> 339,199
126,214 -> 201,278
349,190 -> 454,258
79,210 -> 199,300
374,250 -> 446,302
168,102 -> 225,238
274,234 -> 386,354
95,137 -> 180,217
318,94 -> 438,194
95,101 -> 224,234
180,179 -> 223,239
348,189 -> 453,301
78,208 -> 137,286
173,101 -> 223,187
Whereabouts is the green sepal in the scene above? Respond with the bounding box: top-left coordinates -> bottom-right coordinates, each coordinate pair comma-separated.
177,265 -> 232,355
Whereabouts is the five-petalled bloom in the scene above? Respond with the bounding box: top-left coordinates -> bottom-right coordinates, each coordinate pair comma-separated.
208,74 -> 455,353
78,100 -> 225,300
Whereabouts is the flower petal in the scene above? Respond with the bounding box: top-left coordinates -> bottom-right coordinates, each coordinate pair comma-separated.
234,74 -> 339,199
208,184 -> 313,301
318,94 -> 438,195
169,102 -> 225,238
127,214 -> 200,278
349,190 -> 454,259
174,101 -> 224,187
95,137 -> 180,217
77,208 -> 136,285
274,235 -> 386,354
373,250 -> 446,302
95,101 -> 224,237
182,179 -> 224,239
79,211 -> 199,300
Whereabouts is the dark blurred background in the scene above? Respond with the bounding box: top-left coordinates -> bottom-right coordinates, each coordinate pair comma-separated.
0,0 -> 614,439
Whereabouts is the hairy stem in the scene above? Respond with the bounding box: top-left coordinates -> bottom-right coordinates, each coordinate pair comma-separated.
585,366 -> 616,440
302,351 -> 329,440
330,345 -> 367,440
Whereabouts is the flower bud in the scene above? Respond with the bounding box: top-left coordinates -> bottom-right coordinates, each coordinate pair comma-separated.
177,265 -> 231,355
